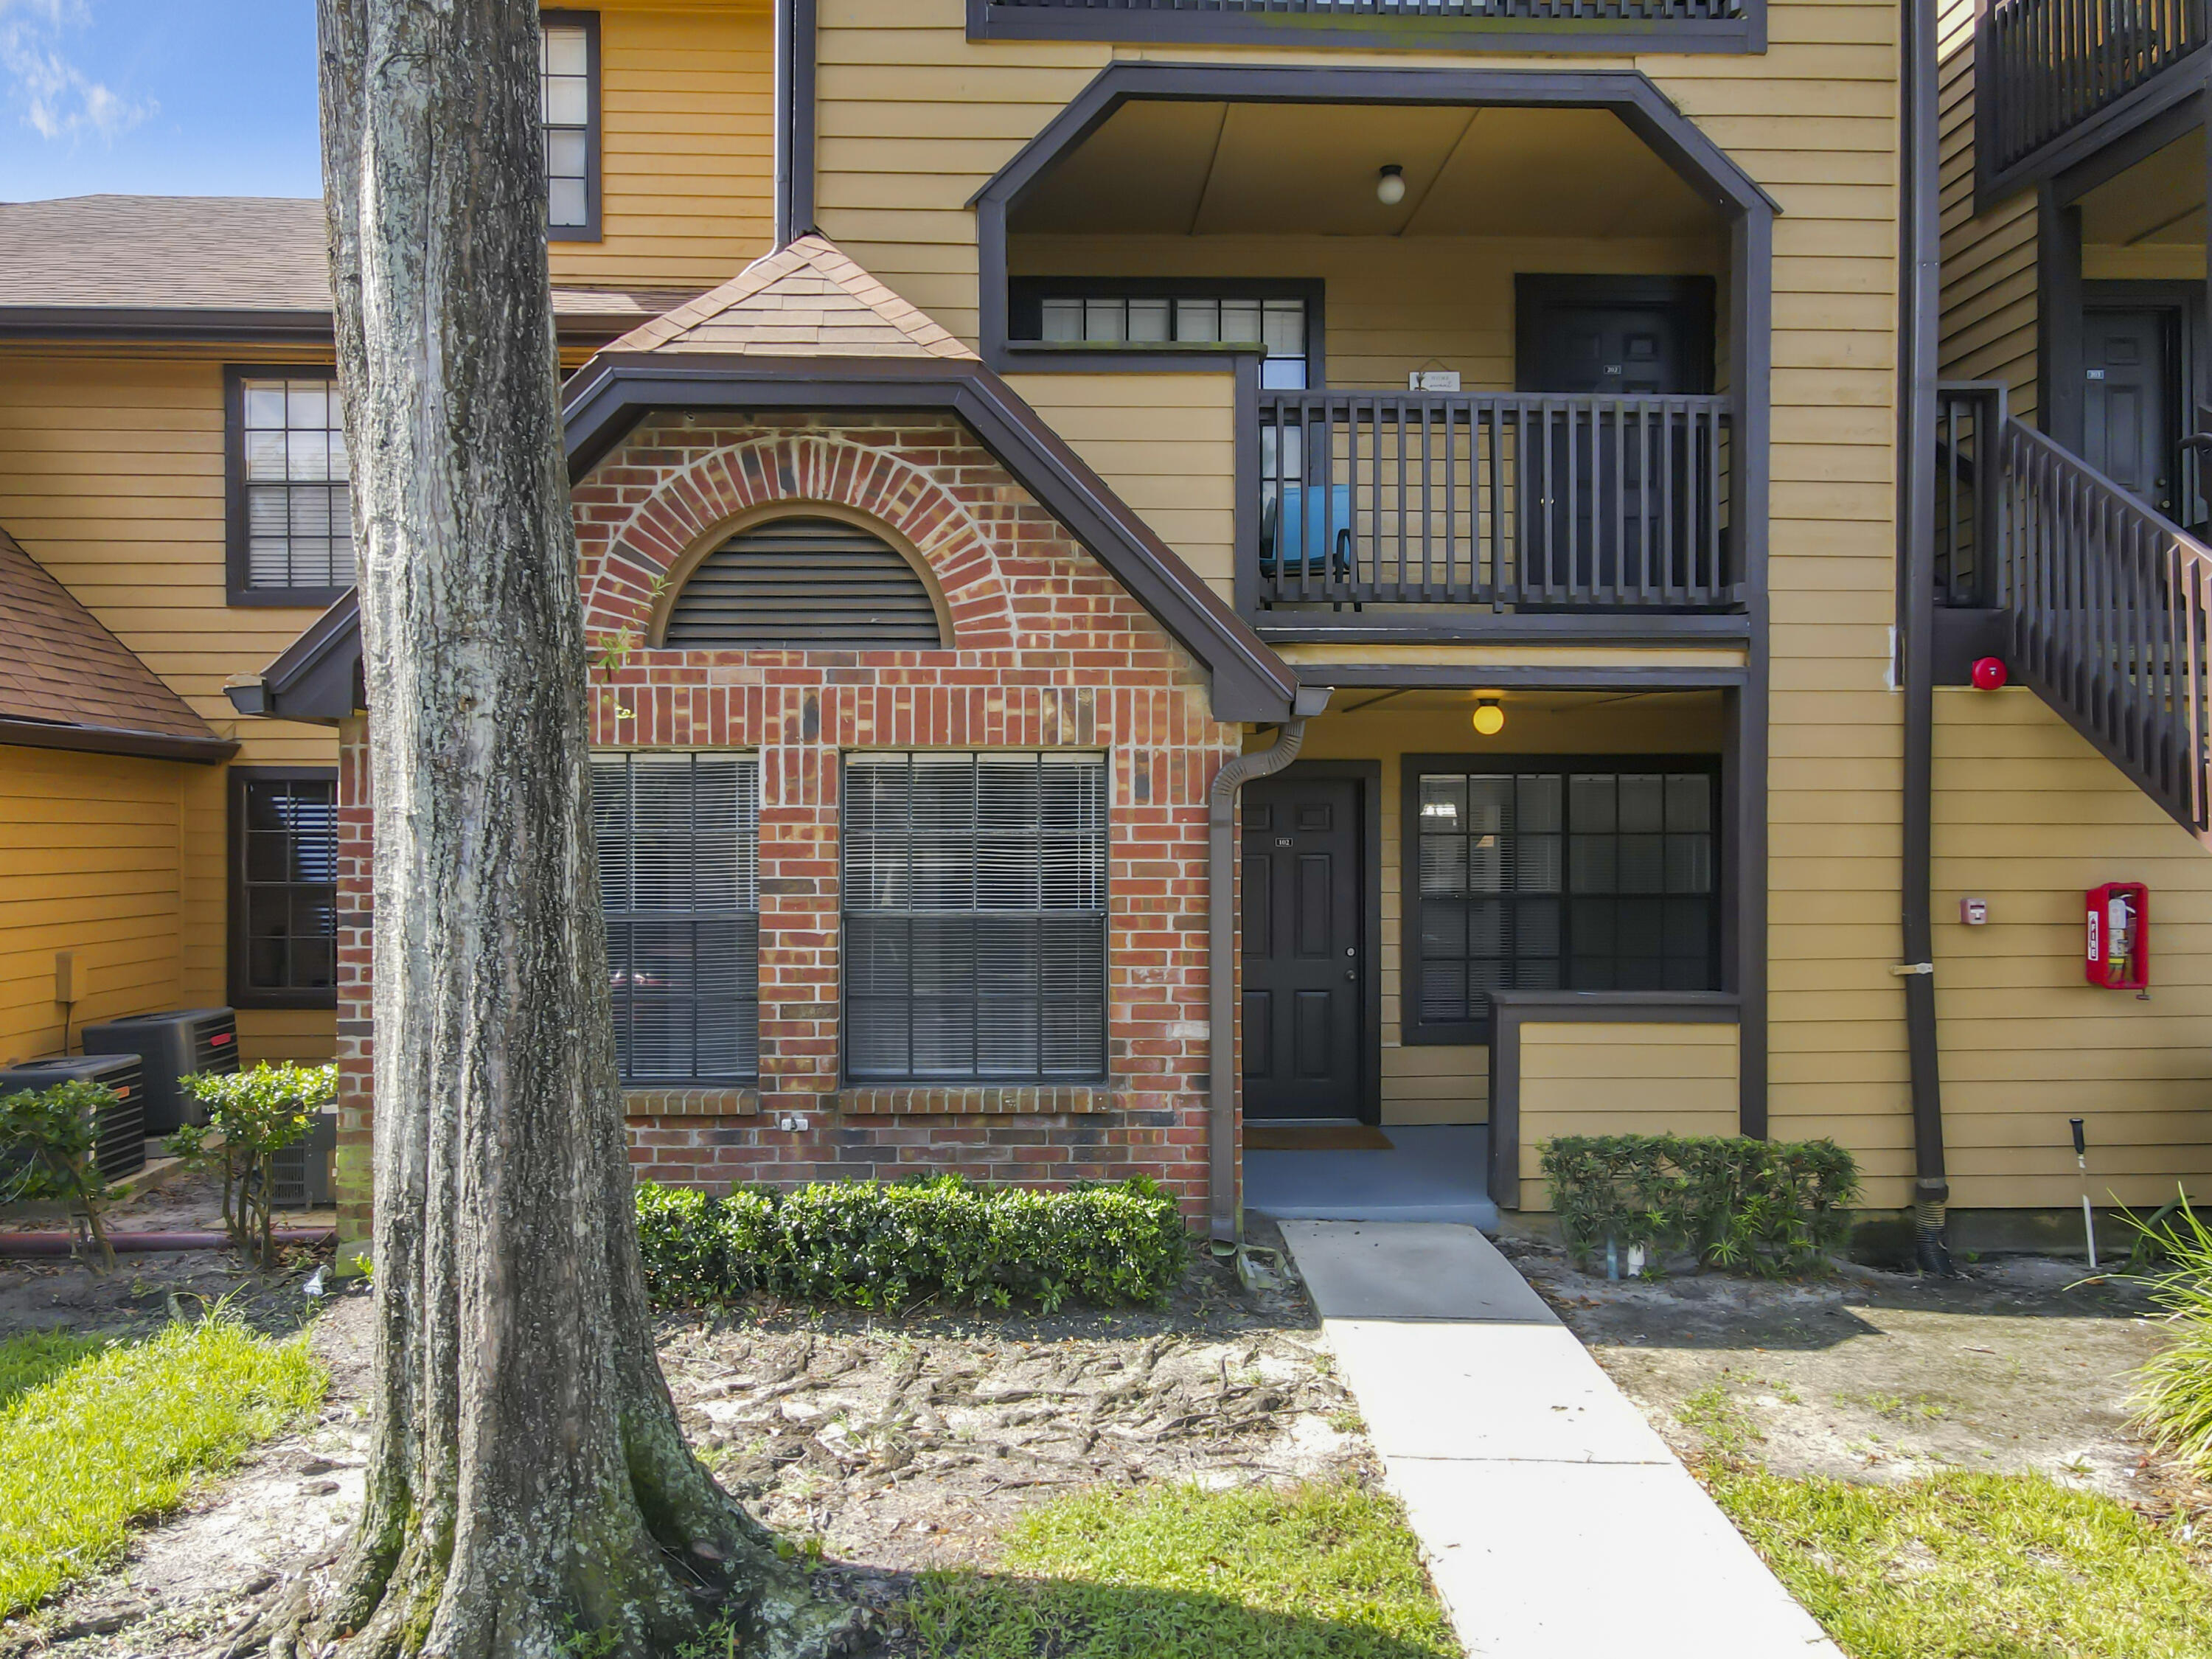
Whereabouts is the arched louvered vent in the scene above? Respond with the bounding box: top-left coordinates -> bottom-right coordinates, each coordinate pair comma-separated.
664,515 -> 945,650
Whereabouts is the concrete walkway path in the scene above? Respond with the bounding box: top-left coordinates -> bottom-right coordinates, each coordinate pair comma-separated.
1279,1220 -> 1842,1659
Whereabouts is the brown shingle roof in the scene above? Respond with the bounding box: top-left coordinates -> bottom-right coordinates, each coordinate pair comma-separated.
0,195 -> 697,333
609,235 -> 975,359
0,523 -> 223,747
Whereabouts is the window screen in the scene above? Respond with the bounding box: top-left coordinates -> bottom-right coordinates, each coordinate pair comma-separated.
540,18 -> 594,234
1024,291 -> 1311,389
237,378 -> 352,592
1413,763 -> 1717,1037
592,753 -> 759,1083
232,773 -> 338,1004
844,752 -> 1107,1082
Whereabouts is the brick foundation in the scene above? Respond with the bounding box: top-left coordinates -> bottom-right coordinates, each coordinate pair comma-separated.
332,412 -> 1241,1248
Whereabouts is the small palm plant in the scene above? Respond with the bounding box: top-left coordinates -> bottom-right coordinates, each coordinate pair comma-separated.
2129,1193 -> 2212,1475
0,1080 -> 122,1270
171,1062 -> 336,1267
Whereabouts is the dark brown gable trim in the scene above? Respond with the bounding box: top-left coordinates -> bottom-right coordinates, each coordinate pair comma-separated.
965,0 -> 1764,57
0,717 -> 237,765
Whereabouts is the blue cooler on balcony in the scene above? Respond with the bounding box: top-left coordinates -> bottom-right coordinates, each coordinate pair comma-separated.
1259,483 -> 1355,604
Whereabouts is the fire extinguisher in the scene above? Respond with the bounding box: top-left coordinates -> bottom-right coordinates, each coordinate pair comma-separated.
2084,883 -> 2149,991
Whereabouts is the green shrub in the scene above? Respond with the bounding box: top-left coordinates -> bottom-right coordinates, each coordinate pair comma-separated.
2127,1194 -> 2212,1475
633,1174 -> 1189,1312
0,1079 -> 125,1270
173,1062 -> 336,1265
1540,1133 -> 1858,1276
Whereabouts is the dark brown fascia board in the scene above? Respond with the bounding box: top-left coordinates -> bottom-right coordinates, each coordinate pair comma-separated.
1975,47 -> 2208,212
0,307 -> 659,349
1289,663 -> 1746,690
1484,987 -> 1742,1208
964,0 -> 1763,56
1256,614 -> 1753,646
0,715 -> 237,765
232,589 -> 364,724
560,352 -> 1300,722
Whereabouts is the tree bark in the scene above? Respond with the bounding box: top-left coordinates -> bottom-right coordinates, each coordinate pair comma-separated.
274,4 -> 856,1655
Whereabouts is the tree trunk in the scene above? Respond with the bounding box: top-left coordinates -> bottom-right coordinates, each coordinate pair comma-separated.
271,5 -> 856,1655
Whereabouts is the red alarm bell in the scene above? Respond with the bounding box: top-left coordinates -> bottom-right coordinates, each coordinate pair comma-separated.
2085,882 -> 2149,990
1971,656 -> 2008,690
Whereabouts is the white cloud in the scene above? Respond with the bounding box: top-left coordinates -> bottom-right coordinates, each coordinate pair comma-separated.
0,0 -> 153,144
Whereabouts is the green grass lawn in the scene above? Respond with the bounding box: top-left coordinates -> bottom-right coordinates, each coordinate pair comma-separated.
0,1318 -> 327,1617
898,1479 -> 1460,1658
1708,1468 -> 2212,1659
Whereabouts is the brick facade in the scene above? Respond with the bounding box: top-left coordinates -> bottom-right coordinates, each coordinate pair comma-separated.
332,412 -> 1242,1245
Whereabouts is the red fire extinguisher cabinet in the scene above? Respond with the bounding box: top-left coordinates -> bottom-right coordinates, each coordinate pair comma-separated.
2085,882 -> 2149,990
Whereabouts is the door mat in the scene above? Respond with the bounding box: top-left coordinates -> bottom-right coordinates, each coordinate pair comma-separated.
1246,1123 -> 1394,1152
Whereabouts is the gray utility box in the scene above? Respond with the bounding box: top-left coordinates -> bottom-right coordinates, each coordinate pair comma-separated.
269,1110 -> 339,1208
0,1053 -> 148,1180
79,1006 -> 240,1134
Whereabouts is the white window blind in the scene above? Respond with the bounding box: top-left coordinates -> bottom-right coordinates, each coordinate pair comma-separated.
844,752 -> 1108,1082
240,378 -> 352,591
592,753 -> 759,1082
540,21 -> 592,231
1032,293 -> 1310,388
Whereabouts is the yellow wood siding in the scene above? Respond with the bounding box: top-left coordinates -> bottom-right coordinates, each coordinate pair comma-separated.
546,1 -> 775,291
1516,1020 -> 1742,1203
1933,687 -> 2212,1207
0,746 -> 187,1069
0,351 -> 336,1061
1937,0 -> 2039,418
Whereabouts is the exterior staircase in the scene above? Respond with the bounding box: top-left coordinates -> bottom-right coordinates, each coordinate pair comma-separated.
1938,382 -> 2212,839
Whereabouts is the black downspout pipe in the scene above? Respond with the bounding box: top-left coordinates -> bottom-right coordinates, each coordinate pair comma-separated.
1899,0 -> 1952,1273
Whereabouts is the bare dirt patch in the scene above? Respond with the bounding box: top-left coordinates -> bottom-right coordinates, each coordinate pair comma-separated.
1504,1238 -> 2211,1520
1,1243 -> 1377,1657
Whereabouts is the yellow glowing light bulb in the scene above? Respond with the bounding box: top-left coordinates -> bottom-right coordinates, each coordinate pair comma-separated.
1471,699 -> 1505,737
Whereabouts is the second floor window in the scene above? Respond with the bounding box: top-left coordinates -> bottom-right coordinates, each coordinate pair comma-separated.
593,751 -> 760,1084
541,14 -> 598,238
1011,282 -> 1315,388
229,372 -> 352,602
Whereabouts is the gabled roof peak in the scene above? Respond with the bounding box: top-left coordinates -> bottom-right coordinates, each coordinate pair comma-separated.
608,234 -> 975,361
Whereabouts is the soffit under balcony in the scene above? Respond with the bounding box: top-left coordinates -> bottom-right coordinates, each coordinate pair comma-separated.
1009,101 -> 1719,241
2076,128 -> 2206,248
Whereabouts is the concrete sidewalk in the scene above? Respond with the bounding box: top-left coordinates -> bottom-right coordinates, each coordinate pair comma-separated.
1281,1220 -> 1840,1659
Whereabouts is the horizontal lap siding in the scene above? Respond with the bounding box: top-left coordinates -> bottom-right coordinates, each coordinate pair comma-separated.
0,352 -> 337,1060
820,1 -> 1916,1191
1936,0 -> 2039,418
1934,689 -> 2212,1208
1517,1020 -> 1742,1204
0,747 -> 185,1068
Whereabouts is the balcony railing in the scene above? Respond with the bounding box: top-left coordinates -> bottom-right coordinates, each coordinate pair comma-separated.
1253,390 -> 1737,613
1981,0 -> 2205,178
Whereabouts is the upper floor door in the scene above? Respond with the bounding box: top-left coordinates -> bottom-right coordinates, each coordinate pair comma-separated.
2081,306 -> 2178,520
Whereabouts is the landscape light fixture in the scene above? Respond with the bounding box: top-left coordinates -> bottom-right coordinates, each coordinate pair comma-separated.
1376,164 -> 1407,206
1471,698 -> 1505,737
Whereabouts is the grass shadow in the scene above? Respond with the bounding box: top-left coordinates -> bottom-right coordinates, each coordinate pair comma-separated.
0,1329 -> 108,1410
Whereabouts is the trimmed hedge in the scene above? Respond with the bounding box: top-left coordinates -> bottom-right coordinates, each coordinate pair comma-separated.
1540,1133 -> 1860,1277
633,1175 -> 1189,1312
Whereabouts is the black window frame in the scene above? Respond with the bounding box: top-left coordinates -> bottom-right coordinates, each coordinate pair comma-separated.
841,750 -> 1111,1086
1006,276 -> 1326,384
223,365 -> 351,609
1399,753 -> 1722,1045
541,9 -> 602,243
592,749 -> 761,1088
228,765 -> 340,1012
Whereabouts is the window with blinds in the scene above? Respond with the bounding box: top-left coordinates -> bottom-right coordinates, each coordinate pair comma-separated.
844,752 -> 1108,1082
234,375 -> 352,595
1411,762 -> 1718,1041
592,752 -> 759,1083
229,770 -> 338,1008
1009,283 -> 1314,389
540,16 -> 597,236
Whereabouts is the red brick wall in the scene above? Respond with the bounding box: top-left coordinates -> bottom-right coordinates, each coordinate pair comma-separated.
332,413 -> 1239,1245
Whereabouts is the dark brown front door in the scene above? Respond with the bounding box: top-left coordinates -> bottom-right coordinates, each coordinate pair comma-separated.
2083,307 -> 2177,517
1242,776 -> 1363,1121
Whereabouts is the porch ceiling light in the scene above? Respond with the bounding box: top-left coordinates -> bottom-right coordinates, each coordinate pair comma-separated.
1376,164 -> 1407,206
1471,698 -> 1505,737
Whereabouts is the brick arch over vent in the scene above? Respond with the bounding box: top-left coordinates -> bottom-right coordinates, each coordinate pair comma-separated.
580,431 -> 1019,653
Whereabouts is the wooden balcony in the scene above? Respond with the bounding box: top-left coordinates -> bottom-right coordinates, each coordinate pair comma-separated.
969,0 -> 1761,52
1248,390 -> 1741,620
1980,0 -> 2205,191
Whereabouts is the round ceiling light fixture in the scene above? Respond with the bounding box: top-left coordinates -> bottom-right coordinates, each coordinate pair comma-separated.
1472,698 -> 1505,737
1376,164 -> 1407,206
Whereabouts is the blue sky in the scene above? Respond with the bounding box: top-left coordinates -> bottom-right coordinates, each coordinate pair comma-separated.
1,1 -> 321,200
